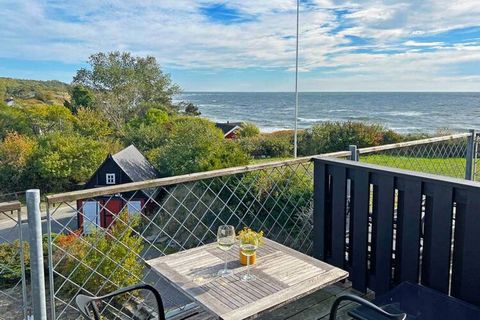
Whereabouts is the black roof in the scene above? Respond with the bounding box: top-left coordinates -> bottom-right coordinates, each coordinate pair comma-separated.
112,145 -> 159,183
215,122 -> 242,135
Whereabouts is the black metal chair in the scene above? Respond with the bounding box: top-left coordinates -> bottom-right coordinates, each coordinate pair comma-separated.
75,283 -> 166,320
329,282 -> 480,320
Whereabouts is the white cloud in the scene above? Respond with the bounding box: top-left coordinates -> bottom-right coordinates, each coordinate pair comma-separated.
0,0 -> 479,90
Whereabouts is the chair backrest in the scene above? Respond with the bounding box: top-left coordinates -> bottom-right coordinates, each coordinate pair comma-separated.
75,284 -> 166,320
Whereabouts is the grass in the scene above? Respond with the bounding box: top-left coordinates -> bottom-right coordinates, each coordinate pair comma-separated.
362,154 -> 467,179
250,157 -> 292,164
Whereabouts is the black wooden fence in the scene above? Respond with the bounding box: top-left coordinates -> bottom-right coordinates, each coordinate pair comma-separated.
313,157 -> 480,306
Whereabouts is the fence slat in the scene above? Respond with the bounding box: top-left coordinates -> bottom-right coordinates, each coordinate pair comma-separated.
372,174 -> 395,295
421,184 -> 453,294
350,169 -> 370,292
313,161 -> 328,260
451,192 -> 480,305
330,166 -> 347,268
395,178 -> 422,284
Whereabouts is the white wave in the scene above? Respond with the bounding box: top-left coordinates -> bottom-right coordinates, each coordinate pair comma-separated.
384,111 -> 423,117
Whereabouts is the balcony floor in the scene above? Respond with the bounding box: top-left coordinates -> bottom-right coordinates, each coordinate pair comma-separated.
169,281 -> 371,320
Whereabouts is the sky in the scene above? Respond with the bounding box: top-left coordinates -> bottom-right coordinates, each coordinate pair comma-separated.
0,0 -> 480,92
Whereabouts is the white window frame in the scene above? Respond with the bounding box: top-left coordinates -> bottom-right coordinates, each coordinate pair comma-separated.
106,173 -> 116,185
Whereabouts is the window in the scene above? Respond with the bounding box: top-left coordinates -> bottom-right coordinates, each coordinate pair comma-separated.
106,173 -> 116,184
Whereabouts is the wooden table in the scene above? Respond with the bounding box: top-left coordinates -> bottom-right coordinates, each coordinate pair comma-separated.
147,239 -> 348,320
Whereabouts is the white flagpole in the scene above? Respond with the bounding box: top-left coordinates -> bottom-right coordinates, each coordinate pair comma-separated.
293,0 -> 300,158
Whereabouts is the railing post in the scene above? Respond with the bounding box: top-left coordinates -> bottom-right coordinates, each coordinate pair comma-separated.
465,129 -> 476,180
26,189 -> 47,320
349,145 -> 359,161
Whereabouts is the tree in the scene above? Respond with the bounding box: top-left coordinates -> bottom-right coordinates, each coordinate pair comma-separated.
124,108 -> 170,151
73,51 -> 181,130
149,117 -> 249,176
31,133 -> 115,191
67,85 -> 95,114
22,104 -> 74,135
178,101 -> 201,116
238,122 -> 260,138
74,108 -> 113,138
0,132 -> 37,192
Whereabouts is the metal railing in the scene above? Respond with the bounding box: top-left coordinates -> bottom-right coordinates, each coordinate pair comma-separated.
3,130 -> 479,319
45,154 -> 350,319
0,201 -> 29,320
357,132 -> 476,180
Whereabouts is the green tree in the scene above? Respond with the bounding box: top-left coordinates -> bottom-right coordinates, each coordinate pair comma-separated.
31,133 -> 113,191
22,104 -> 74,135
74,108 -> 113,138
123,108 -> 170,151
67,85 -> 95,114
178,101 -> 201,116
150,117 -> 249,176
73,51 -> 181,130
0,132 -> 38,192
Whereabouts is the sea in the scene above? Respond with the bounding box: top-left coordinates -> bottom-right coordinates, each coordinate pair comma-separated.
174,92 -> 480,134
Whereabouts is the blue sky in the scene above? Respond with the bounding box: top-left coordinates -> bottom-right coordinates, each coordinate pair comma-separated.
0,0 -> 479,91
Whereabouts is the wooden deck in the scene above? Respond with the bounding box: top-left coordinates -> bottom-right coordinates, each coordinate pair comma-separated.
168,282 -> 371,320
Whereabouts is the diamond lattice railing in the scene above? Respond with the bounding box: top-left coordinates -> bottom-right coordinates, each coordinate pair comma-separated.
360,137 -> 469,179
46,160 -> 315,319
0,204 -> 29,320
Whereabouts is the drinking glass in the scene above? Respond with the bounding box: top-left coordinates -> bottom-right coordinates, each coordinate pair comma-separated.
240,237 -> 258,281
217,225 -> 235,277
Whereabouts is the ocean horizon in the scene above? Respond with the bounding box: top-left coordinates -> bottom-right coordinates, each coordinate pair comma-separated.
174,92 -> 480,134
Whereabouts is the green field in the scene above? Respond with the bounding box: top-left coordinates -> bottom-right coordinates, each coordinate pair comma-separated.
361,154 -> 467,179
250,154 -> 469,180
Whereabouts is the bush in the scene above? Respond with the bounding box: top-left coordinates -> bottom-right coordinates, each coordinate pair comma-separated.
238,122 -> 260,138
30,133 -> 114,192
150,117 -> 249,176
0,241 -> 30,285
298,121 -> 403,156
238,131 -> 293,158
55,212 -> 144,296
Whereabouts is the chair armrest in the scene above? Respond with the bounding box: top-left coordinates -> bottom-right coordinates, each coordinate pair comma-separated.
76,283 -> 165,320
329,294 -> 406,320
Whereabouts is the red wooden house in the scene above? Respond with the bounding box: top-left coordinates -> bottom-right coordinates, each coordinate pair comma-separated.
77,145 -> 159,234
215,121 -> 242,139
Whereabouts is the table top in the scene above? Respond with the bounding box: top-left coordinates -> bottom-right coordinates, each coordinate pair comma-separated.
147,238 -> 348,320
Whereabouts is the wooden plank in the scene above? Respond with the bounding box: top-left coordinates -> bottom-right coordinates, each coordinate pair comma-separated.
330,166 -> 347,268
313,160 -> 328,260
396,178 -> 422,284
147,238 -> 348,320
350,169 -> 369,293
0,201 -> 21,212
451,192 -> 480,305
421,184 -> 453,294
371,174 -> 394,295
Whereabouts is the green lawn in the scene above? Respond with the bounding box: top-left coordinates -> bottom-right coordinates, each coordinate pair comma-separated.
361,154 -> 467,179
249,154 -> 469,180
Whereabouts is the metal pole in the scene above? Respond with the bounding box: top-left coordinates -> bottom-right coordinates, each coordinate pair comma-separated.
465,129 -> 476,180
349,145 -> 359,161
26,189 -> 47,320
293,0 -> 300,158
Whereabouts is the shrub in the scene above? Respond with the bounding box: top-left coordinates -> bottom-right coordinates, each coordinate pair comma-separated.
150,117 -> 249,176
55,212 -> 144,296
298,121 -> 403,156
0,241 -> 30,285
238,122 -> 260,138
238,131 -> 293,158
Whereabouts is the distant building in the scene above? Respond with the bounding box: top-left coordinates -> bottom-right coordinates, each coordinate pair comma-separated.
77,145 -> 160,234
5,97 -> 14,106
215,121 -> 243,139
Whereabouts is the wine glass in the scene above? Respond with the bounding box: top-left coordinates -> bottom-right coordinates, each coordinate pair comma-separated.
217,225 -> 235,277
240,237 -> 258,281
